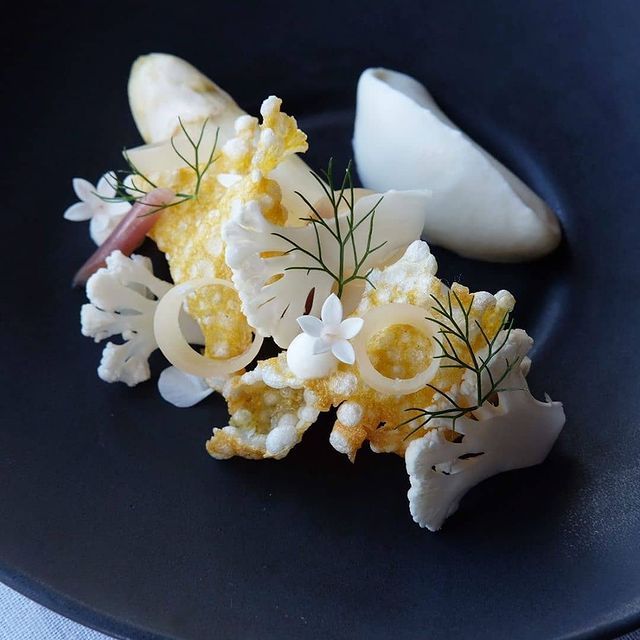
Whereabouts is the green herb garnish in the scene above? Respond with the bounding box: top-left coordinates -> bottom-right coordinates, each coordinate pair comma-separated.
398,290 -> 522,438
271,159 -> 386,298
100,118 -> 220,216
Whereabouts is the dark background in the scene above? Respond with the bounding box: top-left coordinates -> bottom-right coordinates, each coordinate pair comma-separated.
1,1 -> 640,639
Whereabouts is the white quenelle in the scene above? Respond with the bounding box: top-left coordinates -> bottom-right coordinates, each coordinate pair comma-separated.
287,294 -> 363,380
353,68 -> 562,262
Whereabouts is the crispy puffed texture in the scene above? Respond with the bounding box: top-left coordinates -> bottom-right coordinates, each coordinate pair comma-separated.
206,361 -> 319,460
147,97 -> 308,360
242,241 -> 516,461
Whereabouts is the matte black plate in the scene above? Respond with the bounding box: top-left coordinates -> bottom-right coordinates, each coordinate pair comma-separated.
2,2 -> 640,639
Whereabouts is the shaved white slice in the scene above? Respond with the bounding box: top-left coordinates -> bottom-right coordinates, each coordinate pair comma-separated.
405,334 -> 565,531
154,278 -> 263,377
127,53 -> 325,223
353,68 -> 561,262
352,303 -> 440,395
158,366 -> 213,407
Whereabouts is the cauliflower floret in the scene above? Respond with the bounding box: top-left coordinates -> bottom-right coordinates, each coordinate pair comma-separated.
222,190 -> 428,348
81,250 -> 172,386
405,329 -> 565,531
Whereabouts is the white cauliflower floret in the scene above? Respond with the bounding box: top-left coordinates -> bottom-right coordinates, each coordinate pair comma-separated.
81,250 -> 172,386
405,330 -> 565,531
222,191 -> 429,348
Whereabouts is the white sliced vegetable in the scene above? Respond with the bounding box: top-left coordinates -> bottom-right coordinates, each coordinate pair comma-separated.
80,251 -> 173,386
154,278 -> 263,377
158,366 -> 214,407
353,68 -> 561,262
223,190 -> 429,348
405,329 -> 565,531
352,303 -> 440,395
127,53 -> 326,223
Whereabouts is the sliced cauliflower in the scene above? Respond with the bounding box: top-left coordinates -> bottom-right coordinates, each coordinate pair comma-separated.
405,329 -> 565,531
81,251 -> 172,386
206,359 -> 320,460
223,190 -> 429,348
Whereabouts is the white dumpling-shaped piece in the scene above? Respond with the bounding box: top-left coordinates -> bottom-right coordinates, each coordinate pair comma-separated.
128,53 -> 244,144
353,68 -> 561,262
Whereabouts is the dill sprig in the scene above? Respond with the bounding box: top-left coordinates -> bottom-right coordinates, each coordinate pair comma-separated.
397,290 -> 522,439
100,118 -> 220,216
271,159 -> 387,298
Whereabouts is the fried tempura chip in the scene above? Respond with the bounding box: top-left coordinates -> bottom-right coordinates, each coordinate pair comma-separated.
148,97 -> 307,360
237,241 -> 516,461
206,360 -> 320,460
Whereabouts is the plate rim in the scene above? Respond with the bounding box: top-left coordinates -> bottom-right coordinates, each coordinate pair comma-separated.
2,561 -> 639,640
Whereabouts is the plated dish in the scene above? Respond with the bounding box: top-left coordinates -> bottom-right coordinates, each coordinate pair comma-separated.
4,3 -> 640,637
65,54 -> 565,531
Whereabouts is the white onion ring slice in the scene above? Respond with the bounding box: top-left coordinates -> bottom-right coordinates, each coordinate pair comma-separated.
352,303 -> 440,395
154,278 -> 263,377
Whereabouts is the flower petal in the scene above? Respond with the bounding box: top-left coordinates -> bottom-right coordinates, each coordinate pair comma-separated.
297,315 -> 323,337
91,213 -> 110,232
158,366 -> 214,407
331,339 -> 355,364
89,215 -> 115,245
63,202 -> 93,221
123,174 -> 139,196
72,178 -> 95,202
321,293 -> 343,326
338,317 -> 364,340
97,172 -> 118,198
312,338 -> 332,355
107,200 -> 133,218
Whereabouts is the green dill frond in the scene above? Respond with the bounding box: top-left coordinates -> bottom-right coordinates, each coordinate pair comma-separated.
273,159 -> 386,298
399,290 -> 522,439
98,119 -> 220,216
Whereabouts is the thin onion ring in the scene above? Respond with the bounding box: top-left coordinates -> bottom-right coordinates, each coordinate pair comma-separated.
154,278 -> 263,377
352,303 -> 440,395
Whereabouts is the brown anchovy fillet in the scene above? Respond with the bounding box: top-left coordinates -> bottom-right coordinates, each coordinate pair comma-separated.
72,188 -> 174,287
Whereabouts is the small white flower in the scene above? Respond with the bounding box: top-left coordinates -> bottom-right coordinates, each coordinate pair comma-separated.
63,172 -> 133,245
296,294 -> 363,365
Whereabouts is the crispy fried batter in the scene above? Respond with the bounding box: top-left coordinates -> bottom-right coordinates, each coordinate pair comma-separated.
240,241 -> 516,461
206,361 -> 319,460
148,98 -> 307,362
146,100 -> 515,465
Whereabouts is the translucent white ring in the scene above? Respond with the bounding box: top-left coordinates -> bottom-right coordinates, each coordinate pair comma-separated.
352,303 -> 440,395
154,278 -> 263,377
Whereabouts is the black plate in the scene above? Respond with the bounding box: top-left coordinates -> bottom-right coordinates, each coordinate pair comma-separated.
2,2 -> 640,639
